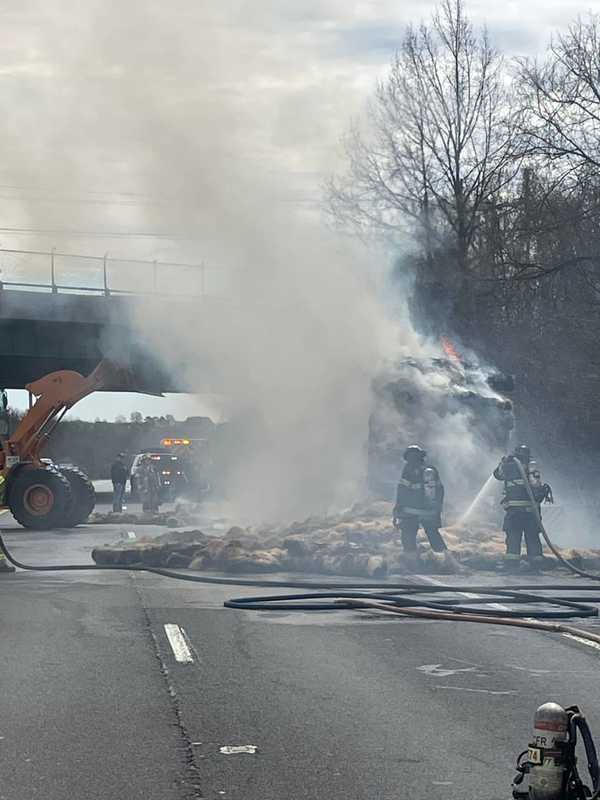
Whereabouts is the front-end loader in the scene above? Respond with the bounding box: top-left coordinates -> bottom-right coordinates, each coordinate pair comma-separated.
0,360 -> 137,529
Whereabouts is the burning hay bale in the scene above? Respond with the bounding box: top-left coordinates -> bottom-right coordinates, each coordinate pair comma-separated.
91,501 -> 600,578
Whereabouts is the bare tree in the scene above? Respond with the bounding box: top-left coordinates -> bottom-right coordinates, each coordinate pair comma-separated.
519,14 -> 600,182
327,0 -> 518,275
487,20 -> 600,287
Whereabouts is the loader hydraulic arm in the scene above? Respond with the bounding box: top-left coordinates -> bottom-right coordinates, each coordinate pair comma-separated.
6,360 -> 133,464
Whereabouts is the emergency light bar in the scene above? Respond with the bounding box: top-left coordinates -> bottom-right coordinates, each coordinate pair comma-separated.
161,437 -> 191,447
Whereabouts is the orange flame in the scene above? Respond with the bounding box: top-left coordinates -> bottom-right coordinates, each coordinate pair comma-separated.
441,336 -> 462,363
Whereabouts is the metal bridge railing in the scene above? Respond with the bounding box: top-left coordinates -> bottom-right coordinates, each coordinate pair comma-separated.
0,247 -> 221,297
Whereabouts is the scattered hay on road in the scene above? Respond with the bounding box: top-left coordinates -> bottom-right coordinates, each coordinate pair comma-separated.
91,501 -> 600,578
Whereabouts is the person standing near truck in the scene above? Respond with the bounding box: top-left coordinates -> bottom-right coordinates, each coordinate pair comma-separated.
110,453 -> 128,513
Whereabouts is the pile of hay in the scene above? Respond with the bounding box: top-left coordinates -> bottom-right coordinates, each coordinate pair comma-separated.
91,501 -> 600,577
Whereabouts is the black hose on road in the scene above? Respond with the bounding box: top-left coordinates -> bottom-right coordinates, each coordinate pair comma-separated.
223,587 -> 600,619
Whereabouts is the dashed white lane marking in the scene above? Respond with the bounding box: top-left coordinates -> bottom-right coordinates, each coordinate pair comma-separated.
219,745 -> 258,754
562,633 -> 600,652
164,624 -> 194,663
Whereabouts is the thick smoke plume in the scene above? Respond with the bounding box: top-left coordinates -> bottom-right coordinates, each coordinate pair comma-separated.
138,224 -> 396,523
0,1 -> 400,522
83,4 -> 405,523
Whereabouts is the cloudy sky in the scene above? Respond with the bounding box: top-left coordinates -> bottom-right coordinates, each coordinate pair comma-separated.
3,0 -> 599,420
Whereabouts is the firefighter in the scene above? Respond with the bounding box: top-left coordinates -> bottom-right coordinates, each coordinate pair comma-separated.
138,455 -> 161,513
392,445 -> 454,568
493,444 -> 553,571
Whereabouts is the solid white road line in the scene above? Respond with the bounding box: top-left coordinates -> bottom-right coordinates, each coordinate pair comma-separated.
416,575 -> 600,654
416,574 -> 510,612
164,623 -> 194,663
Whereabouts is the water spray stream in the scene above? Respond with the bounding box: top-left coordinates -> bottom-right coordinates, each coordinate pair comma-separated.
450,473 -> 497,529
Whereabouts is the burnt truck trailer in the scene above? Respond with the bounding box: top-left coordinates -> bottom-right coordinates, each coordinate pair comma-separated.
367,356 -> 515,501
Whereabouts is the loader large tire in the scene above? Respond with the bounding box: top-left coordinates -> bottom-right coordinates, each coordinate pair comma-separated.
59,466 -> 96,527
8,467 -> 73,530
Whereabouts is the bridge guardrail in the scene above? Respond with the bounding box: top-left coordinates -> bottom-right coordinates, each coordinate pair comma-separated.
0,247 -> 222,297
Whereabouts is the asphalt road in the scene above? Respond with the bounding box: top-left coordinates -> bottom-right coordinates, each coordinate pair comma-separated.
1,515 -> 600,800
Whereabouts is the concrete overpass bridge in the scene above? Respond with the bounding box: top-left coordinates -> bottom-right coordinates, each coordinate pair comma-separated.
0,248 -> 215,393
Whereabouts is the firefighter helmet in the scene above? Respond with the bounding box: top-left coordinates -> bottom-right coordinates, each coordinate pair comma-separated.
403,444 -> 426,462
513,444 -> 531,464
